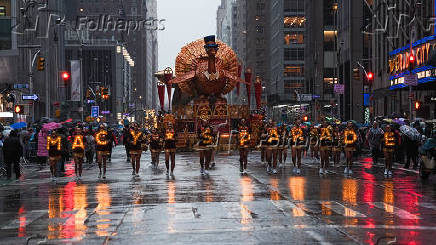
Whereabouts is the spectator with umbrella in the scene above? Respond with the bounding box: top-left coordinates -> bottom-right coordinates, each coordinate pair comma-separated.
366,121 -> 384,164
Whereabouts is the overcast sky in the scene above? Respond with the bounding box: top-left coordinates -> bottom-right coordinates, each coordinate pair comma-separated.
157,0 -> 221,70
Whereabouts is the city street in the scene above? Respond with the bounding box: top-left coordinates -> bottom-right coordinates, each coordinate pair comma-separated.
0,147 -> 435,244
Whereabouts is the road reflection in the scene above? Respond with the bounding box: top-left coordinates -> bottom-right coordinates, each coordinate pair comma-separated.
270,178 -> 280,201
240,176 -> 254,202
289,177 -> 305,216
342,179 -> 358,224
95,183 -> 111,237
167,181 -> 176,233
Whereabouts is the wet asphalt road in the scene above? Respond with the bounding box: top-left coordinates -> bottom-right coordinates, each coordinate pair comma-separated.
0,146 -> 435,244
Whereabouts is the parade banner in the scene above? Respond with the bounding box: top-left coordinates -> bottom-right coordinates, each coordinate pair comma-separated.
244,70 -> 252,108
255,76 -> 262,109
157,82 -> 165,111
70,60 -> 81,101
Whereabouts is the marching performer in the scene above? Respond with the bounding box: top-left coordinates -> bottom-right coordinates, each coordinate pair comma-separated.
277,124 -> 289,168
319,121 -> 333,175
309,125 -> 320,161
72,126 -> 86,179
198,122 -> 215,175
265,121 -> 279,174
164,123 -> 177,176
149,128 -> 163,168
382,124 -> 396,177
343,121 -> 358,175
331,125 -> 343,167
95,124 -> 111,179
128,123 -> 146,177
238,119 -> 251,174
259,122 -> 268,165
290,120 -> 306,174
47,130 -> 62,181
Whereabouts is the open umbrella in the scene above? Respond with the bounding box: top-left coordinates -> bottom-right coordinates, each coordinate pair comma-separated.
42,122 -> 61,131
10,122 -> 27,130
400,125 -> 421,141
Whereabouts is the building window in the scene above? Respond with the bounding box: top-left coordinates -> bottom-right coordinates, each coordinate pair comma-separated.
284,80 -> 304,94
323,0 -> 337,26
323,31 -> 336,51
284,48 -> 305,61
284,16 -> 305,28
0,6 -> 5,16
284,0 -> 304,12
323,78 -> 337,94
284,32 -> 304,45
256,25 -> 264,33
284,65 -> 304,77
256,38 -> 265,45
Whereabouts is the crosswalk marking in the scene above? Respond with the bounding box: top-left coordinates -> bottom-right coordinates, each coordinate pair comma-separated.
418,202 -> 436,211
1,210 -> 47,229
371,202 -> 421,220
320,201 -> 366,217
271,200 -> 306,216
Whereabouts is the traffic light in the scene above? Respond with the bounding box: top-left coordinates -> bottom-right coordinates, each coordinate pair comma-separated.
352,68 -> 360,80
37,57 -> 45,71
101,87 -> 109,100
61,71 -> 70,81
303,115 -> 308,122
409,54 -> 415,70
366,72 -> 374,80
415,101 -> 422,110
14,105 -> 24,114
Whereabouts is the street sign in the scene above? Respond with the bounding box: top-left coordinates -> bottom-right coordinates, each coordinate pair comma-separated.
22,94 -> 39,101
14,84 -> 29,89
334,84 -> 345,94
298,94 -> 313,102
101,110 -> 111,115
87,100 -> 96,104
91,106 -> 99,118
404,74 -> 418,86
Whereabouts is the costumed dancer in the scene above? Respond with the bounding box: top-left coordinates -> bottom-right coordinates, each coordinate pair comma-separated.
331,125 -> 343,167
164,123 -> 177,176
277,124 -> 289,168
128,123 -> 146,177
290,120 -> 306,174
238,119 -> 251,174
72,126 -> 86,179
383,124 -> 396,177
47,130 -> 62,181
149,128 -> 163,168
265,121 -> 279,174
95,124 -> 111,179
309,125 -> 320,162
198,122 -> 215,175
319,121 -> 333,175
343,121 -> 358,175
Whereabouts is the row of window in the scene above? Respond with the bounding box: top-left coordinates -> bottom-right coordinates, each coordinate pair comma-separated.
284,48 -> 304,61
284,0 -> 305,12
284,32 -> 304,45
284,16 -> 305,28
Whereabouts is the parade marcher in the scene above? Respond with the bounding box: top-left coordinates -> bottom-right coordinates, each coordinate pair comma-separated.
259,123 -> 268,165
3,130 -> 23,180
198,122 -> 214,175
128,123 -> 145,176
383,124 -> 396,177
319,121 -> 333,174
366,121 -> 384,164
71,126 -> 86,179
123,125 -> 131,162
309,125 -> 320,162
95,124 -> 111,179
343,121 -> 358,175
403,125 -> 420,170
164,123 -> 177,176
107,127 -> 118,162
37,128 -> 49,169
149,128 -> 162,168
332,125 -> 343,167
85,130 -> 95,165
238,119 -> 251,174
277,124 -> 289,168
290,120 -> 306,174
265,121 -> 279,174
47,130 -> 62,181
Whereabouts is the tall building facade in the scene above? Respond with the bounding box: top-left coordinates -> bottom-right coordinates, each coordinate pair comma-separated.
371,0 -> 436,120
